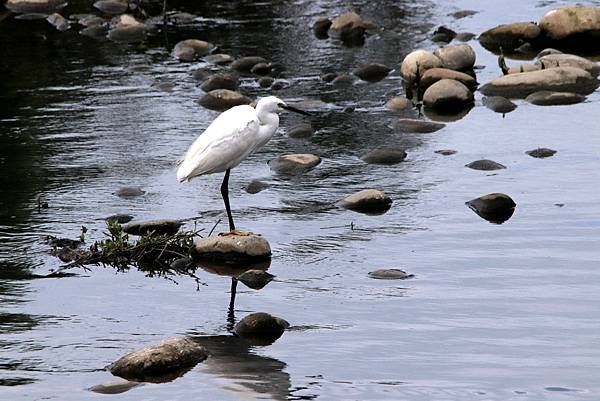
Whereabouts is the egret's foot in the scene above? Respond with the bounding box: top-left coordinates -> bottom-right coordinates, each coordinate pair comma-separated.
220,230 -> 256,237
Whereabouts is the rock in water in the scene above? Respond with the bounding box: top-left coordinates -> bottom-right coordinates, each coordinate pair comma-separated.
200,73 -> 238,92
361,148 -> 407,165
480,67 -> 599,98
482,96 -> 517,114
431,25 -> 456,43
338,189 -> 392,215
93,0 -> 127,15
107,337 -> 208,383
236,269 -> 275,290
89,380 -> 141,395
114,186 -> 145,198
433,44 -> 476,71
328,11 -> 372,46
193,233 -> 272,261
245,179 -> 270,194
46,12 -> 69,30
536,54 -> 600,77
122,219 -> 183,236
368,269 -> 414,280
234,312 -> 289,345
423,79 -> 474,112
231,56 -> 268,73
526,148 -> 557,158
204,53 -> 234,65
313,17 -> 332,39
465,159 -> 506,171
287,123 -> 314,139
5,0 -> 67,14
420,68 -> 478,91
198,90 -> 252,112
394,118 -> 445,133
107,14 -> 148,43
353,63 -> 391,82
435,149 -> 457,156
105,214 -> 134,224
539,6 -> 600,45
466,193 -> 516,224
269,154 -> 321,174
400,50 -> 443,83
478,22 -> 541,51
173,39 -> 214,62
525,91 -> 585,106
250,62 -> 272,76
386,97 -> 411,111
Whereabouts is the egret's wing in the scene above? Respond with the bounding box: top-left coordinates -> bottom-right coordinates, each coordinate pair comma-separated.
177,105 -> 260,181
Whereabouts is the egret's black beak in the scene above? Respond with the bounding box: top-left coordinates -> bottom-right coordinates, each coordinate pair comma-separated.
280,104 -> 311,116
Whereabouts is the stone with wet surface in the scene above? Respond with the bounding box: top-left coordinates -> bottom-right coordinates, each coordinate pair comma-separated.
234,312 -> 289,345
245,179 -> 270,194
525,91 -> 586,106
269,154 -> 321,174
231,56 -> 268,73
423,79 -> 474,112
107,337 -> 208,383
287,123 -> 314,139
236,269 -> 275,290
526,148 -> 557,158
361,148 -> 407,165
122,219 -> 183,236
482,96 -> 517,114
198,89 -> 252,112
368,269 -> 414,280
339,189 -> 392,215
353,63 -> 391,82
173,39 -> 215,62
465,159 -> 506,171
466,193 -> 516,223
394,118 -> 446,133
193,233 -> 271,261
200,73 -> 238,92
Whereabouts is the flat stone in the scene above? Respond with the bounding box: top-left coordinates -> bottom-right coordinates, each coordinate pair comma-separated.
435,149 -> 457,155
449,10 -> 478,19
198,89 -> 252,112
245,179 -> 270,194
400,50 -> 443,83
236,269 -> 275,290
478,22 -> 541,51
287,123 -> 314,139
338,189 -> 392,215
353,63 -> 391,82
455,32 -> 476,42
368,269 -> 414,280
231,56 -> 267,73
539,6 -> 600,41
105,214 -> 134,224
93,0 -> 127,15
394,118 -> 445,133
526,148 -> 557,158
466,193 -> 516,223
234,312 -> 289,345
423,79 -> 474,112
107,337 -> 208,383
433,44 -> 476,71
526,91 -> 585,106
480,67 -> 599,98
269,154 -> 321,174
420,68 -> 478,91
200,73 -> 238,92
122,219 -> 183,236
5,0 -> 66,14
361,148 -> 407,165
114,186 -> 145,198
536,48 -> 563,58
386,97 -> 411,111
482,96 -> 517,114
465,159 -> 506,170
204,53 -> 234,65
173,39 -> 214,62
536,54 -> 600,76
193,233 -> 271,261
89,380 -> 141,395
313,17 -> 332,39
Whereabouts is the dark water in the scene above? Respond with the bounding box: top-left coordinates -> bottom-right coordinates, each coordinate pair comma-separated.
1,0 -> 600,399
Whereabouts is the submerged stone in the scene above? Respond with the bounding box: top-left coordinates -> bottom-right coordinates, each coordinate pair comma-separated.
287,123 -> 314,139
394,118 -> 445,133
269,154 -> 321,174
122,219 -> 183,236
107,337 -> 208,383
466,193 -> 516,224
245,179 -> 270,194
258,77 -> 274,88
361,148 -> 407,165
338,189 -> 392,215
234,312 -> 289,345
193,233 -> 272,261
331,74 -> 356,86
114,186 -> 145,198
526,148 -> 557,158
465,159 -> 506,171
449,10 -> 478,19
353,63 -> 391,82
89,380 -> 141,395
482,96 -> 517,114
198,89 -> 252,112
525,91 -> 585,106
236,269 -> 275,290
435,149 -> 457,155
204,53 -> 234,65
368,269 -> 414,280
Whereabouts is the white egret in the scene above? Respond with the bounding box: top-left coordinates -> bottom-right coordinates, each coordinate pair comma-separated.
177,96 -> 309,232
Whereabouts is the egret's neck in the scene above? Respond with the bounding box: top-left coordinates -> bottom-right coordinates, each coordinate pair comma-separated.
256,109 -> 279,139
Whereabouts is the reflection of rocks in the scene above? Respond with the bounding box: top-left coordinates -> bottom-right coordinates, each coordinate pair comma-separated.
234,313 -> 289,346
193,233 -> 272,262
482,96 -> 517,114
361,147 -> 407,165
107,337 -> 209,383
338,189 -> 392,215
525,91 -> 585,106
526,148 -> 557,158
466,193 -> 516,224
269,154 -> 321,175
122,219 -> 183,236
465,159 -> 506,171
89,379 -> 142,394
194,335 -> 291,400
368,269 -> 414,280
198,89 -> 252,112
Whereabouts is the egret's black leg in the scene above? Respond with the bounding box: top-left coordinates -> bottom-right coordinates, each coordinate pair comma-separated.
221,169 -> 235,231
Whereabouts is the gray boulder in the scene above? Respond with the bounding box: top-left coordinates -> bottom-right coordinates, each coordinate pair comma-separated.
482,96 -> 517,114
361,148 -> 407,165
525,91 -> 586,106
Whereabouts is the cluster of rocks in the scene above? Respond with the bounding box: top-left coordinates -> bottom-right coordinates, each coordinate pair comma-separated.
313,11 -> 375,47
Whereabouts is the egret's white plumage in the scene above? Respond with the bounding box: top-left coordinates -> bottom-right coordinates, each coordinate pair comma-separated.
177,95 -> 308,231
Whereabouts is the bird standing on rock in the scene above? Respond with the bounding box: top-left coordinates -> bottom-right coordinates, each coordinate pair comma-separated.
177,96 -> 309,233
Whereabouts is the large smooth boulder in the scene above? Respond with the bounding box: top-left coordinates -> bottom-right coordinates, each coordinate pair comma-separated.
478,22 -> 541,51
423,79 -> 474,112
5,0 -> 66,14
539,6 -> 600,41
433,44 -> 476,71
107,15 -> 148,43
122,219 -> 183,236
400,50 -> 443,83
338,189 -> 392,215
198,90 -> 252,111
525,91 -> 586,106
107,337 -> 208,383
480,67 -> 599,98
536,54 -> 600,77
420,68 -> 478,91
193,233 -> 271,261
269,154 -> 321,174
234,313 -> 289,345
173,39 -> 214,62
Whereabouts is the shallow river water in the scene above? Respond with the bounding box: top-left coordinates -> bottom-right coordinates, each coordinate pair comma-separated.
1,0 -> 600,400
